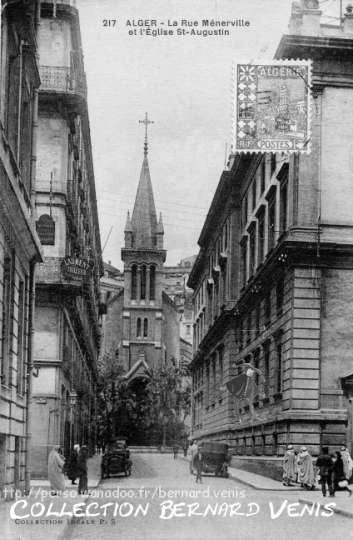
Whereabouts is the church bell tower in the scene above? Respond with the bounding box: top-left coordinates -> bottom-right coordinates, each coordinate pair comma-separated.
121,114 -> 167,378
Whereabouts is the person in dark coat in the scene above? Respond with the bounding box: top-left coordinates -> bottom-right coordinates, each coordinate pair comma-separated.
66,444 -> 80,485
333,451 -> 352,496
194,449 -> 203,484
77,445 -> 88,495
316,446 -> 334,497
173,444 -> 179,459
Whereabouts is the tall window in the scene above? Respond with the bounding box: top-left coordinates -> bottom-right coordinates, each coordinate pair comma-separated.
253,349 -> 260,389
279,178 -> 288,234
140,265 -> 146,300
1,253 -> 14,386
276,277 -> 285,316
218,347 -> 224,391
257,207 -> 265,265
252,180 -> 256,210
264,292 -> 271,328
275,334 -> 283,394
248,223 -> 256,278
270,153 -> 276,176
263,341 -> 270,398
5,44 -> 21,156
149,265 -> 155,300
19,84 -> 32,194
131,265 -> 137,300
16,279 -> 26,394
267,189 -> 277,252
143,318 -> 148,337
241,237 -> 248,288
136,318 -> 141,337
206,363 -> 210,407
260,159 -> 266,194
242,194 -> 248,228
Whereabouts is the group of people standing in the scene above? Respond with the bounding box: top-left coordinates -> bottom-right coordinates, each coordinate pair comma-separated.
283,444 -> 353,497
48,444 -> 89,495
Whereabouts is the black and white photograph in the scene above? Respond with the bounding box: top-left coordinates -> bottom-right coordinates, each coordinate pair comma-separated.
1,1 -> 353,539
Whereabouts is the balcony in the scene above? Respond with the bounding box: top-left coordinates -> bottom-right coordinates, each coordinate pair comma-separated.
39,65 -> 87,99
42,0 -> 77,8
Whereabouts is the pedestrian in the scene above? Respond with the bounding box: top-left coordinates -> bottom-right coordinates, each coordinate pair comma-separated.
189,440 -> 198,474
66,444 -> 80,485
183,442 -> 188,458
77,445 -> 88,495
173,443 -> 179,459
194,449 -> 203,483
297,446 -> 315,490
333,451 -> 352,496
48,445 -> 66,495
282,444 -> 296,486
316,446 -> 334,497
294,450 -> 300,483
340,445 -> 353,482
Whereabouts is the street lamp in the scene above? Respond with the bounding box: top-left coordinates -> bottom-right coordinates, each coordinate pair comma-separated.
69,390 -> 77,449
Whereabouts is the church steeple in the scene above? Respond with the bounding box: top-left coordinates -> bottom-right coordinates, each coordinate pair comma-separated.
128,113 -> 163,250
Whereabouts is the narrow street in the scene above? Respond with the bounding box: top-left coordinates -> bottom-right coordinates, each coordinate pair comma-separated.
64,453 -> 350,540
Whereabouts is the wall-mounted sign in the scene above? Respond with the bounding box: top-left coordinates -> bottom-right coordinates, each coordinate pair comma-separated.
36,214 -> 55,245
61,256 -> 91,280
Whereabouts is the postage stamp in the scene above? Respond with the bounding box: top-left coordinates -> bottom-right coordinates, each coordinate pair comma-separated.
232,60 -> 311,154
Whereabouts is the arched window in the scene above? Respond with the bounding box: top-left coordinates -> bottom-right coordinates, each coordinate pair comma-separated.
149,265 -> 155,300
136,318 -> 141,337
143,318 -> 148,337
131,265 -> 137,299
140,265 -> 146,300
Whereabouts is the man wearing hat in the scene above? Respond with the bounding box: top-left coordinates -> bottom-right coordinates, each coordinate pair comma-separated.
316,446 -> 334,497
282,444 -> 296,486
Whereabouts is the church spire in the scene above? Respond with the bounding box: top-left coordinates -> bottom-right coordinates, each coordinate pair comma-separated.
130,114 -> 161,249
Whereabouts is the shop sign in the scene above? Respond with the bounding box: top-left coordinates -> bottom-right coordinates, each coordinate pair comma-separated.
61,256 -> 91,280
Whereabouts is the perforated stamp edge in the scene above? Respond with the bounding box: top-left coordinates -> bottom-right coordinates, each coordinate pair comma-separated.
231,59 -> 312,155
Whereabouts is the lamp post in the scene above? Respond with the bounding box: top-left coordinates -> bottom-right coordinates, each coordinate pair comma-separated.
69,390 -> 77,449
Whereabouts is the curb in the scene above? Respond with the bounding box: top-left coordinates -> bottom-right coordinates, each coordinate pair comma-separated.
299,497 -> 353,520
227,472 -> 305,492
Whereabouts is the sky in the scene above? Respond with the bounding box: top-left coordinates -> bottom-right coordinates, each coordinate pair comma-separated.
76,0 -> 340,268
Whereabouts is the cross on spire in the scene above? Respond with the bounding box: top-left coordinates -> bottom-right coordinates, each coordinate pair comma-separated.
139,112 -> 154,156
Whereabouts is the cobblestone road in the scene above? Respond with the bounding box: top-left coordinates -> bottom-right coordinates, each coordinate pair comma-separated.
62,453 -> 351,540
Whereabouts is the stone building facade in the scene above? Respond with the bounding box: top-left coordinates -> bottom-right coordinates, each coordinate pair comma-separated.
188,1 -> 353,459
0,0 -> 42,494
30,1 -> 103,477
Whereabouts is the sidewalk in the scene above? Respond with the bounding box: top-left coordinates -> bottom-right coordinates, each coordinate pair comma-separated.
228,465 -> 302,491
2,454 -> 102,540
227,464 -> 353,519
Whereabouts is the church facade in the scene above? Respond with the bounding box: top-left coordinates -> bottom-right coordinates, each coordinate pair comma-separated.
103,122 -> 180,390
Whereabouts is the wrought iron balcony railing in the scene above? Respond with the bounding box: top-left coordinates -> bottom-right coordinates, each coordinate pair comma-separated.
44,0 -> 77,7
39,65 -> 87,99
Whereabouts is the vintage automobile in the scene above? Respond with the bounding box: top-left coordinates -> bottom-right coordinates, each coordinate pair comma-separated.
193,441 -> 230,478
101,439 -> 132,479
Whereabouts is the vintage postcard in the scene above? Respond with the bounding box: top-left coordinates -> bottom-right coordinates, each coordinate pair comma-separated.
1,1 -> 352,540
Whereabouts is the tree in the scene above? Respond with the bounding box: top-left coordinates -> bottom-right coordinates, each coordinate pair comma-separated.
146,363 -> 191,447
